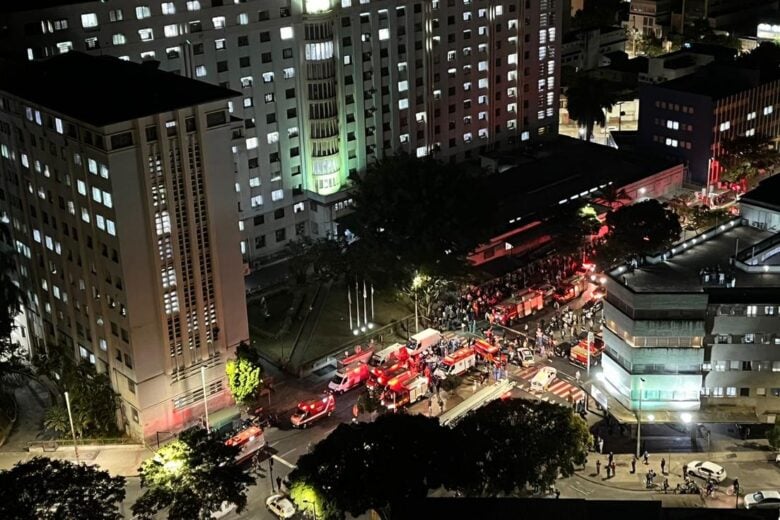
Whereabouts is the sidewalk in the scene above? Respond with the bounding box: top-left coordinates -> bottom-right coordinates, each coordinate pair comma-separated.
0,444 -> 154,477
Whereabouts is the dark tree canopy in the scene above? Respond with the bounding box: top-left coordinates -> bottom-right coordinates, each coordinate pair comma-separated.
597,199 -> 681,268
132,427 -> 255,520
289,414 -> 451,519
565,73 -> 619,141
348,154 -> 500,284
546,202 -> 601,256
452,399 -> 591,496
0,230 -> 30,387
0,457 -> 126,520
719,135 -> 780,187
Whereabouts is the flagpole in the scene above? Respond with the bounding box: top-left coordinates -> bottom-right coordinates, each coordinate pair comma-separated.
371,284 -> 375,321
348,286 -> 353,330
363,280 -> 368,327
355,278 -> 361,327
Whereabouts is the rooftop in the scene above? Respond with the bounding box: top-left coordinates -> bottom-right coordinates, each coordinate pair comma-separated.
654,64 -> 763,99
482,136 -> 681,224
616,225 -> 780,293
740,174 -> 780,212
0,1 -> 95,13
0,53 -> 238,127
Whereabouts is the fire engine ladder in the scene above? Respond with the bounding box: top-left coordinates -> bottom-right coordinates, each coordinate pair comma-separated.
438,379 -> 516,428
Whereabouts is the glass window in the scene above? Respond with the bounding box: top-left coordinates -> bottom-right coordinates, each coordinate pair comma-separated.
81,13 -> 98,28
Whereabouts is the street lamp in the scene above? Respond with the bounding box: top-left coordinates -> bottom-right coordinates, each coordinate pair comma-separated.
301,499 -> 319,520
64,391 -> 80,462
636,377 -> 646,458
411,272 -> 427,334
201,366 -> 210,432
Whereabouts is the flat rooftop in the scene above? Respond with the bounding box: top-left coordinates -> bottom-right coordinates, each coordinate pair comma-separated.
655,64 -> 762,98
740,174 -> 780,212
0,53 -> 238,127
617,225 -> 780,292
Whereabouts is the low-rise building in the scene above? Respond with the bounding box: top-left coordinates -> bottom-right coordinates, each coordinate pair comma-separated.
561,26 -> 627,73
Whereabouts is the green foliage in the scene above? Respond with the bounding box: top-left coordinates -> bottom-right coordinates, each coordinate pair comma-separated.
348,154 -> 500,284
355,389 -> 383,416
547,203 -> 601,256
289,414 -> 451,519
288,400 -> 591,518
452,399 -> 591,496
689,206 -> 731,231
769,418 -> 780,451
719,135 -> 780,188
0,457 -> 126,519
0,230 -> 31,389
226,342 -> 263,405
38,353 -> 120,437
132,427 -> 255,520
565,73 -> 619,141
289,479 -> 339,520
597,200 -> 682,268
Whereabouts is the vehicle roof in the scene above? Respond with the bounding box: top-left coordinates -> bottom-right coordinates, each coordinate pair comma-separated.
754,490 -> 780,500
444,348 -> 475,363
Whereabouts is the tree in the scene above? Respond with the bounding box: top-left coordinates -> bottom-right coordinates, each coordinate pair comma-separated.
0,229 -> 31,390
768,418 -> 780,451
348,154 -> 500,284
719,135 -> 780,189
689,206 -> 731,231
133,427 -> 255,520
597,200 -> 681,268
0,457 -> 126,519
565,73 -> 619,141
355,389 -> 383,416
451,399 -> 591,496
599,184 -> 631,210
546,202 -> 601,256
288,414 -> 451,519
225,342 -> 263,406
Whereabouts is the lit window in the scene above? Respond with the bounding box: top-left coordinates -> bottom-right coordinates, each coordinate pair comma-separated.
212,16 -> 226,29
56,41 -> 73,54
107,220 -> 116,236
249,177 -> 261,187
164,24 -> 178,37
195,65 -> 207,77
246,137 -> 258,150
81,13 -> 98,28
478,60 -> 488,71
136,6 -> 151,19
215,38 -> 226,50
283,67 -> 295,79
138,28 -> 154,41
495,5 -> 503,15
280,26 -> 294,40
96,214 -> 106,231
718,121 -> 730,131
416,146 -> 427,158
92,186 -> 102,203
81,208 -> 90,223
238,13 -> 249,25
747,111 -> 756,120
764,105 -> 774,115
55,118 -> 64,134
463,132 -> 473,143
267,131 -> 279,144
746,128 -> 756,137
271,189 -> 284,201
262,72 -> 274,83
379,28 -> 390,40
186,1 -> 201,11
251,195 -> 263,207
398,99 -> 409,110
103,191 -> 113,208
162,2 -> 176,14
112,33 -> 126,45
398,80 -> 408,92
100,164 -> 109,179
666,120 -> 679,130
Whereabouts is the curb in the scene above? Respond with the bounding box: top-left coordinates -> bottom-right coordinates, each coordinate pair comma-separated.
573,471 -> 691,495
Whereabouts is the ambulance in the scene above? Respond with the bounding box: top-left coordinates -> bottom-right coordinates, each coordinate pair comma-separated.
328,363 -> 370,394
473,339 -> 503,365
381,375 -> 430,410
369,343 -> 408,367
407,328 -> 442,357
433,347 -> 476,379
530,366 -> 557,392
290,393 -> 336,428
225,425 -> 266,464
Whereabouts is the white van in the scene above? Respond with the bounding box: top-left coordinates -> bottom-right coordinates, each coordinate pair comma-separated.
369,343 -> 407,366
407,328 -> 442,357
530,366 -> 557,392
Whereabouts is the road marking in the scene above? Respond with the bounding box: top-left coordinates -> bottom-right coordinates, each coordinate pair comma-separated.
272,454 -> 297,469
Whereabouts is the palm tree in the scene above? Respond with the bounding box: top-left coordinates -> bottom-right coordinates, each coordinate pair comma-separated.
599,184 -> 631,210
565,73 -> 619,141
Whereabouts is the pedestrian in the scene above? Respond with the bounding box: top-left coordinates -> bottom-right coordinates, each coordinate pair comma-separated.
660,457 -> 666,475
610,461 -> 616,478
596,459 -> 601,475
605,462 -> 610,478
598,437 -> 604,454
663,478 -> 669,494
575,369 -> 581,383
428,397 -> 433,416
631,455 -> 637,474
643,450 -> 649,465
608,451 -> 614,465
555,487 -> 561,499
276,476 -> 282,492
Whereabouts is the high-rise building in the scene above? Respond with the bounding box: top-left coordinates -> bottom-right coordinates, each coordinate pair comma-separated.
0,52 -> 249,439
0,0 -> 562,272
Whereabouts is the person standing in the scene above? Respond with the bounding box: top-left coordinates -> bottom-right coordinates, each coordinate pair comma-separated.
663,478 -> 669,494
598,437 -> 604,454
682,463 -> 688,478
596,459 -> 601,475
643,450 -> 649,465
575,370 -> 581,383
631,455 -> 637,474
660,457 -> 666,475
610,461 -> 616,478
608,451 -> 614,465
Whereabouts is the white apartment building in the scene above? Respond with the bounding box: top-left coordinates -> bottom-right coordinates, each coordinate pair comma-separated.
0,52 -> 249,440
0,0 -> 562,272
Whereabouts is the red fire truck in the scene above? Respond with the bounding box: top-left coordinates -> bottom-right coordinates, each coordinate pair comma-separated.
290,393 -> 336,428
569,343 -> 602,368
381,375 -> 430,410
493,288 -> 545,326
366,360 -> 411,391
225,425 -> 266,464
473,339 -> 505,365
434,347 -> 476,379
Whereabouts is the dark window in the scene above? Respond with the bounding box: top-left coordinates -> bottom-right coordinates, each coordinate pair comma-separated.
253,215 -> 264,226
238,35 -> 249,46
283,48 -> 292,58
217,60 -> 228,72
239,56 -> 250,67
260,31 -> 270,42
274,208 -> 285,219
285,88 -> 295,99
275,228 -> 286,242
255,235 -> 266,248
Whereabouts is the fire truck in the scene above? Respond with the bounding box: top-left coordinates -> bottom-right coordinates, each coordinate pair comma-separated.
569,343 -> 602,368
493,288 -> 545,326
290,393 -> 336,428
552,275 -> 588,305
225,425 -> 266,464
473,339 -> 504,365
381,375 -> 430,410
433,347 -> 476,379
366,360 -> 411,391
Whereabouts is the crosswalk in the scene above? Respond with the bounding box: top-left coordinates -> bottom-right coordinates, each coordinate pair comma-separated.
513,366 -> 584,405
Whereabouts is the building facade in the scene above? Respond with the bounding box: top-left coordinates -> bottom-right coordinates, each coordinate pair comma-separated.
638,64 -> 780,186
0,0 -> 563,272
561,26 -> 626,73
601,191 -> 780,422
0,53 -> 249,439
628,0 -> 671,38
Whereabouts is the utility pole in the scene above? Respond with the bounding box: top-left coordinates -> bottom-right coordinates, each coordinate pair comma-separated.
64,391 -> 80,462
636,378 -> 645,458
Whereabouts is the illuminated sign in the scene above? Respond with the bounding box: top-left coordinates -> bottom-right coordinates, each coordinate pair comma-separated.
306,0 -> 331,13
757,23 -> 780,39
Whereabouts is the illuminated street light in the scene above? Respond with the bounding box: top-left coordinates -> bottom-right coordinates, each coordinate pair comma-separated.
681,412 -> 692,424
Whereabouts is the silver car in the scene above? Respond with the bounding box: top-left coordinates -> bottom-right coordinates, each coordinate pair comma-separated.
744,490 -> 780,509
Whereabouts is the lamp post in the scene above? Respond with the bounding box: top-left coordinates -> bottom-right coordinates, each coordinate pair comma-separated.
636,377 -> 646,458
411,273 -> 426,334
64,391 -> 80,462
302,499 -> 319,520
201,366 -> 210,432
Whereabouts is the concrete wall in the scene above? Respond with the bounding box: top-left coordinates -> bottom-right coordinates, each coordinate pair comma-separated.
742,202 -> 780,232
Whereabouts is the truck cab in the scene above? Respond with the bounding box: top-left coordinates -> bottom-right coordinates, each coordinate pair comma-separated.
367,361 -> 409,391
328,362 -> 370,394
290,394 -> 336,428
225,425 -> 266,464
407,328 -> 442,357
433,347 -> 476,379
381,375 -> 429,410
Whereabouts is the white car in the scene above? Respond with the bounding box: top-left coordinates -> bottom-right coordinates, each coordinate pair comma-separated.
686,460 -> 727,482
266,494 -> 296,519
210,501 -> 236,519
744,490 -> 780,509
519,348 -> 535,367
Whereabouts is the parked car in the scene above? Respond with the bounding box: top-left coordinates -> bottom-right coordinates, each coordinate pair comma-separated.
519,348 -> 535,367
266,494 -> 296,519
210,501 -> 236,519
554,341 -> 573,358
686,460 -> 727,482
744,490 -> 780,509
